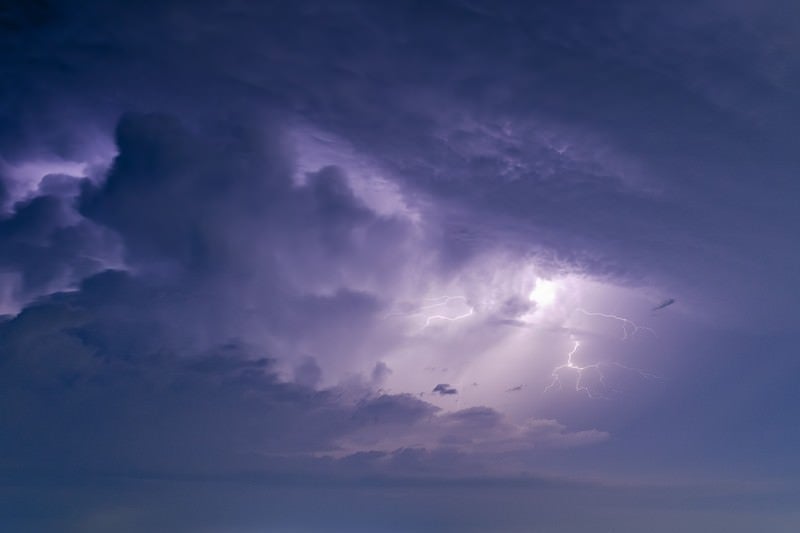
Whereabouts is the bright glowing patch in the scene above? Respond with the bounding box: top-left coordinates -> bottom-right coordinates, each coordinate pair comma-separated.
528,279 -> 558,307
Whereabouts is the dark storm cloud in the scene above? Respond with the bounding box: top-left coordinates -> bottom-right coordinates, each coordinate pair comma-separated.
37,0 -> 792,320
0,272 -> 432,474
62,111 -> 417,361
3,0 -> 800,530
80,112 -> 290,273
6,0 -> 795,314
352,393 -> 438,425
0,94 -> 604,474
294,356 -> 323,388
0,104 -> 495,481
75,111 -> 418,282
0,186 -> 121,309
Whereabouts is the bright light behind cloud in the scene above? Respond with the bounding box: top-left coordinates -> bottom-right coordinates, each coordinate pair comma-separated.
1,159 -> 88,208
529,278 -> 558,308
370,257 -> 664,417
289,124 -> 419,220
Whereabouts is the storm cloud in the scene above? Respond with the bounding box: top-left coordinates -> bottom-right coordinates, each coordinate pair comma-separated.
3,0 -> 800,531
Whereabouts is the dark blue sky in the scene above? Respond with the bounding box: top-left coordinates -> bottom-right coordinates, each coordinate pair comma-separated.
2,1 -> 800,531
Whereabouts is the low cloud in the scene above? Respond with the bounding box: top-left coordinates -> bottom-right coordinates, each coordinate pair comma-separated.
432,383 -> 458,395
0,272 -> 606,479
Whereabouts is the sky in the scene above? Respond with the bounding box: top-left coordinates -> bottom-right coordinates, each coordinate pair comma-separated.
2,0 -> 800,531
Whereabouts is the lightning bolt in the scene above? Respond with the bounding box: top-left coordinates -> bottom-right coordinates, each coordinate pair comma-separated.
545,339 -> 581,381
385,295 -> 475,329
545,339 -> 660,398
545,339 -> 603,397
574,308 -> 656,340
545,308 -> 660,398
422,306 -> 475,328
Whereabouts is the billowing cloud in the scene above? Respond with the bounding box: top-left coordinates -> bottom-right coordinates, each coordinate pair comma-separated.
0,112 -> 607,481
3,1 -> 800,531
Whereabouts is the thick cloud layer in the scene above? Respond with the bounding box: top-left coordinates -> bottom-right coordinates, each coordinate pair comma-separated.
4,0 -> 799,321
0,111 -> 603,481
3,0 -> 800,531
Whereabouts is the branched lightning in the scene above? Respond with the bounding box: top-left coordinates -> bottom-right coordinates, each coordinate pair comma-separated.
544,338 -> 660,398
545,339 -> 607,398
544,308 -> 660,398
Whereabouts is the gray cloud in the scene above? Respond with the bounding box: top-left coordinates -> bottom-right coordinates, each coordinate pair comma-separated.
432,383 -> 458,395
